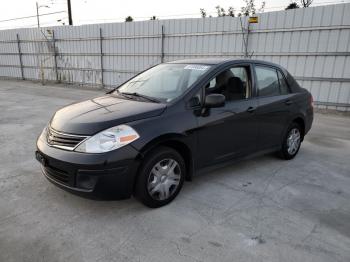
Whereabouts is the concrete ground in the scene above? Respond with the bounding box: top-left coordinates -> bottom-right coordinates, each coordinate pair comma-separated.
0,80 -> 349,262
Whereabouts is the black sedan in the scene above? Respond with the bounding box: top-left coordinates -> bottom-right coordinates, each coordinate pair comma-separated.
36,59 -> 313,207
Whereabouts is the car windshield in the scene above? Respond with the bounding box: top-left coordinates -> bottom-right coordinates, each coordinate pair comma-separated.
115,63 -> 211,103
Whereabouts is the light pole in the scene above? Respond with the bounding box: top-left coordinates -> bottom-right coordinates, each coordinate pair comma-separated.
36,2 -> 50,28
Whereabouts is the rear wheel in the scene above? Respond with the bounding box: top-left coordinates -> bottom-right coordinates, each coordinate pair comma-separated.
278,122 -> 302,160
134,146 -> 185,208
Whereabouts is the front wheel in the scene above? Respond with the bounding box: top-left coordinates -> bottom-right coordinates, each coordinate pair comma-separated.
134,146 -> 185,208
278,123 -> 302,160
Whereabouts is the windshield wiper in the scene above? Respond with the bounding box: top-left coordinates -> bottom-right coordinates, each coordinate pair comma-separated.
113,89 -> 126,97
120,92 -> 160,103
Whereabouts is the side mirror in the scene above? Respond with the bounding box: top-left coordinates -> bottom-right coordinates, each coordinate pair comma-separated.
204,94 -> 225,108
188,96 -> 201,107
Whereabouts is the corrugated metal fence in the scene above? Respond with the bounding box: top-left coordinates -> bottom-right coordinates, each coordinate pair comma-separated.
0,3 -> 350,111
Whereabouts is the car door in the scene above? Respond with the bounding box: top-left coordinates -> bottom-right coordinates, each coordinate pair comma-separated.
195,64 -> 259,168
254,64 -> 294,150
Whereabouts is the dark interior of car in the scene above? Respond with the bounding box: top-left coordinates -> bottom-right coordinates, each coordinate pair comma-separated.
206,69 -> 248,101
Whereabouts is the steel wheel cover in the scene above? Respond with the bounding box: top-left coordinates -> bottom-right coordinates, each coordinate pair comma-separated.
147,158 -> 181,201
287,128 -> 301,155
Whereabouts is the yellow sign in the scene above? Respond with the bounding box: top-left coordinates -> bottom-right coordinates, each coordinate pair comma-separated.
249,16 -> 258,23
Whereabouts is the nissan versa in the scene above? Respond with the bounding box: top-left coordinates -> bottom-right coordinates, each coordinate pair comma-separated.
36,59 -> 313,207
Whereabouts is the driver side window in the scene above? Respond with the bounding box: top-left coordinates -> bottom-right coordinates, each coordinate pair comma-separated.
206,66 -> 250,102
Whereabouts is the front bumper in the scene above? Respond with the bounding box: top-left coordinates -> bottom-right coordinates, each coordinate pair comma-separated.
36,135 -> 141,199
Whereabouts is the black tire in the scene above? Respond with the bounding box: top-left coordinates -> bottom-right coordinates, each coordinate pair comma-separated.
278,122 -> 303,160
134,146 -> 186,208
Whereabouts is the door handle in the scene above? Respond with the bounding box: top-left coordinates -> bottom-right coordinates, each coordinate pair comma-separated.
246,106 -> 256,113
285,99 -> 293,105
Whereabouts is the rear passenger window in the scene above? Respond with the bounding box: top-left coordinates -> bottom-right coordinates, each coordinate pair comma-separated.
278,71 -> 290,95
255,66 -> 280,97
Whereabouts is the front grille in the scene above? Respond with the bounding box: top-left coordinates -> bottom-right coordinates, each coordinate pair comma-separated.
47,127 -> 87,150
44,165 -> 71,186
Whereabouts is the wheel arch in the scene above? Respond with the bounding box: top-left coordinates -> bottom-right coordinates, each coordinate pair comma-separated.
291,116 -> 305,140
136,134 -> 194,182
280,115 -> 306,146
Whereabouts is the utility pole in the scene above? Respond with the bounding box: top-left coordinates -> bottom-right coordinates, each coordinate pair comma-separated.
36,2 -> 40,28
67,0 -> 73,25
36,2 -> 49,28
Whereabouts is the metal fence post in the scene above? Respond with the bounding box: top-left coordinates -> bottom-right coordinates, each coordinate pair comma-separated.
16,34 -> 24,80
160,25 -> 165,63
52,30 -> 59,82
245,22 -> 251,58
99,28 -> 104,88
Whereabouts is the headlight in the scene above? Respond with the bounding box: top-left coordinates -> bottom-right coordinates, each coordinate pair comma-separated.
75,125 -> 139,153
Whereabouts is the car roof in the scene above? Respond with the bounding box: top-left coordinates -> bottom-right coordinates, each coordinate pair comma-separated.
168,58 -> 284,69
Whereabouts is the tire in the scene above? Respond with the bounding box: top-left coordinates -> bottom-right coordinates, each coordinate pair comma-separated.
278,122 -> 302,160
134,146 -> 186,208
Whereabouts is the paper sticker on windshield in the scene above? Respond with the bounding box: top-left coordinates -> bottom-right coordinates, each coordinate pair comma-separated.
184,65 -> 210,71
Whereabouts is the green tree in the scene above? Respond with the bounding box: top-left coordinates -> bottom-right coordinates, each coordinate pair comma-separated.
286,2 -> 300,9
300,0 -> 313,7
125,16 -> 133,22
228,7 -> 235,17
200,8 -> 207,18
238,0 -> 265,16
215,5 -> 226,17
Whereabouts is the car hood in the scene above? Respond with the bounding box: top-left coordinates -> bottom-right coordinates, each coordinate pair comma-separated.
50,95 -> 166,135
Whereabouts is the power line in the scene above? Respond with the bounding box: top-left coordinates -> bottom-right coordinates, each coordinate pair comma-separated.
0,11 -> 66,23
79,0 -> 350,23
262,0 -> 350,10
0,18 -> 68,30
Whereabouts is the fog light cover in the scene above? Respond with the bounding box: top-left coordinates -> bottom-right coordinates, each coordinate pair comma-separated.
76,173 -> 98,190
